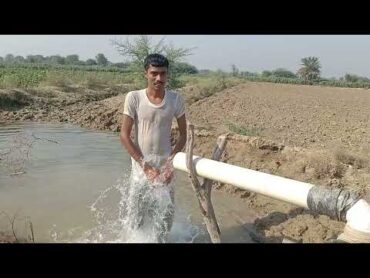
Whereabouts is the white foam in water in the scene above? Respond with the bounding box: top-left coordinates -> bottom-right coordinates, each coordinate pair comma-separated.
70,154 -> 204,243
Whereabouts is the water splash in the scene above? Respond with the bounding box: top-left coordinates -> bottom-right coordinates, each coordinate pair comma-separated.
72,154 -> 205,243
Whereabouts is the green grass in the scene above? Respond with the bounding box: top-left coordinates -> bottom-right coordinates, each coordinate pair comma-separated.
0,66 -> 141,90
226,122 -> 263,136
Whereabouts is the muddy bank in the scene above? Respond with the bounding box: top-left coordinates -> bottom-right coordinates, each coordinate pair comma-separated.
0,87 -> 127,131
183,131 -> 370,242
1,84 -> 370,243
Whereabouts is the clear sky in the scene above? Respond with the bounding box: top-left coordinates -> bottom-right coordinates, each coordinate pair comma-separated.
1,35 -> 369,78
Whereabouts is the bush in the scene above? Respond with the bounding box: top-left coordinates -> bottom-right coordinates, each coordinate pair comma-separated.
0,68 -> 47,89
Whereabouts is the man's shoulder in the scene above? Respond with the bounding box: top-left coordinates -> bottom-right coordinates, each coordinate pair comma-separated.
127,89 -> 145,96
166,89 -> 179,95
166,89 -> 182,99
126,89 -> 145,100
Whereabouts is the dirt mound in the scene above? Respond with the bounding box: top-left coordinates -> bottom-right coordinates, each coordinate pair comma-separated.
0,87 -> 127,131
254,210 -> 345,243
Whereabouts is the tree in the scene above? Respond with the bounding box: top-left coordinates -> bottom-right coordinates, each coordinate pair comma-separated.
34,55 -> 45,63
26,55 -> 45,64
231,64 -> 239,76
172,62 -> 198,75
26,55 -> 36,63
262,70 -> 272,77
344,74 -> 358,83
0,57 -> 3,63
14,56 -> 25,63
5,54 -> 15,63
111,35 -> 194,89
297,56 -> 321,81
344,73 -> 370,83
49,55 -> 65,65
271,68 -> 297,79
95,53 -> 108,66
65,55 -> 80,65
86,59 -> 97,66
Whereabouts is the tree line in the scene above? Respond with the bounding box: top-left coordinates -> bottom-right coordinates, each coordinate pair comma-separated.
230,57 -> 370,83
0,53 -> 124,67
2,35 -> 369,85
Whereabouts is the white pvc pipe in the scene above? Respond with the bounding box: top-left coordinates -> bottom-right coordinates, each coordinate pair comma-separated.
173,152 -> 370,239
173,152 -> 314,208
346,199 -> 370,234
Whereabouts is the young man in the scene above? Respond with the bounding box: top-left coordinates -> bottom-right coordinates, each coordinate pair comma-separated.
120,54 -> 187,242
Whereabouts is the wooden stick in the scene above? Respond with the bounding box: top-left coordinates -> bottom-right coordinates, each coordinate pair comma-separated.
186,123 -> 206,215
185,122 -> 228,243
202,134 -> 228,236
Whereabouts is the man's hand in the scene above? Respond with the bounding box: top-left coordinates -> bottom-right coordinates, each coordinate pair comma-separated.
162,169 -> 173,184
161,156 -> 174,184
141,161 -> 160,182
140,156 -> 174,184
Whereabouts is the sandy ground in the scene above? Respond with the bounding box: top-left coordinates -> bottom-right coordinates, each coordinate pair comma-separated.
1,81 -> 370,243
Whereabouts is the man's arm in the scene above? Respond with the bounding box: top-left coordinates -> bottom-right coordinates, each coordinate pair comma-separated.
120,115 -> 160,181
161,114 -> 187,184
170,114 -> 187,158
120,114 -> 144,164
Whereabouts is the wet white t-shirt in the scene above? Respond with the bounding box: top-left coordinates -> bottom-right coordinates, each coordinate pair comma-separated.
123,89 -> 185,159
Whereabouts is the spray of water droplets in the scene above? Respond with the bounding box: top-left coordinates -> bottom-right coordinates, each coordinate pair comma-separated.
63,154 -> 205,243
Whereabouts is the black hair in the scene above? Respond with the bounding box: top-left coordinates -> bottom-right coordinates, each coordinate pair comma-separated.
144,53 -> 169,70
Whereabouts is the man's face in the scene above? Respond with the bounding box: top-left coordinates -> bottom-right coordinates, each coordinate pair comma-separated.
145,65 -> 168,90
